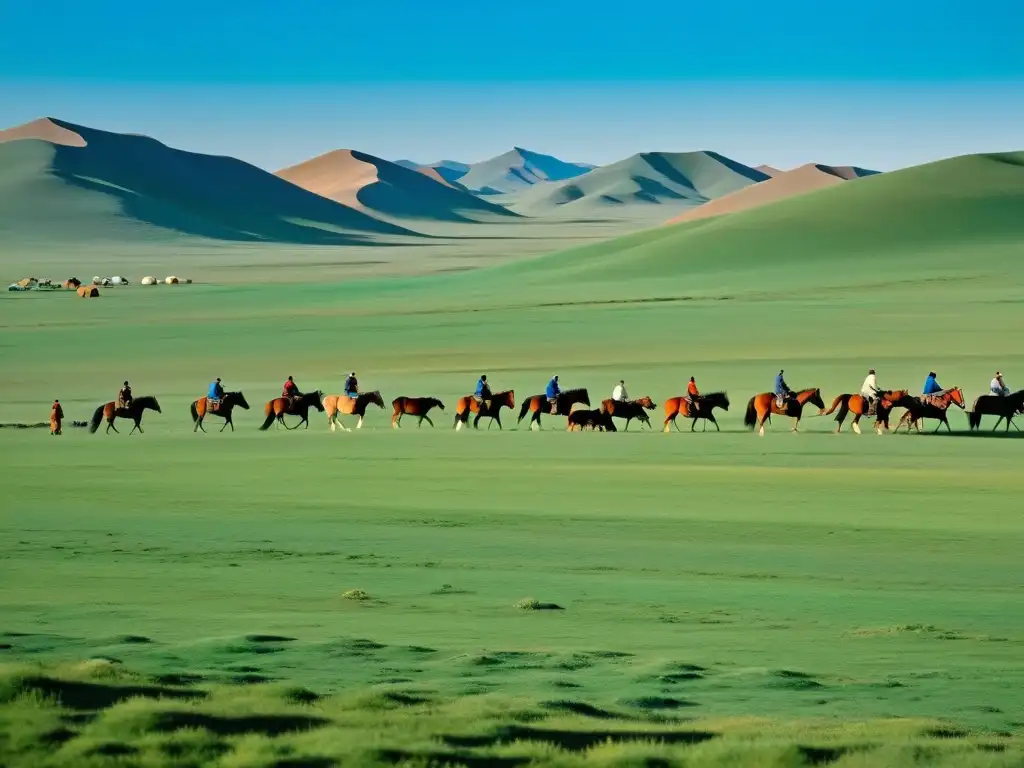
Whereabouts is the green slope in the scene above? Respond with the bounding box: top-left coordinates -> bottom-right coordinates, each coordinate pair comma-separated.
0,118 -> 419,246
505,151 -> 769,215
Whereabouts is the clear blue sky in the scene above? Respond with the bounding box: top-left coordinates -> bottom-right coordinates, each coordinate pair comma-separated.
2,0 -> 1021,170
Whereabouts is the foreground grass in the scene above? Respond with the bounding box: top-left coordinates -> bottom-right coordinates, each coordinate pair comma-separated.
1,660 -> 1020,768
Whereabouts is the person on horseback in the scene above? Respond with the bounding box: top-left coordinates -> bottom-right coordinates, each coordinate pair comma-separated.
344,372 -> 358,399
546,375 -> 561,414
117,381 -> 133,411
990,371 -> 1010,396
207,377 -> 225,407
283,376 -> 302,404
774,370 -> 791,409
686,376 -> 701,414
922,371 -> 942,396
861,368 -> 880,410
612,380 -> 628,402
474,374 -> 492,412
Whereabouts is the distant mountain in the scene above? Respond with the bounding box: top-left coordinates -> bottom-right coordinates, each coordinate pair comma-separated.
506,151 -> 769,215
0,118 -> 416,246
456,147 -> 594,195
394,159 -> 471,187
665,163 -> 879,224
276,149 -> 516,222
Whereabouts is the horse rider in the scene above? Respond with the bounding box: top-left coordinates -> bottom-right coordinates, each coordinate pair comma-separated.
343,372 -> 358,400
117,381 -> 133,411
774,370 -> 791,409
282,376 -> 302,404
546,375 -> 561,413
861,368 -> 880,410
475,374 -> 492,412
990,371 -> 1010,396
208,377 -> 225,410
686,376 -> 701,414
922,371 -> 942,398
612,380 -> 628,402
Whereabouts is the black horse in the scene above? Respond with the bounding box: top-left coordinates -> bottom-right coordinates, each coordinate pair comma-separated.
968,389 -> 1024,432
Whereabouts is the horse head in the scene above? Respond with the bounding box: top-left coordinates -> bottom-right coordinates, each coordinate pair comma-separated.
502,390 -> 515,409
706,391 -> 729,411
230,391 -> 251,410
365,391 -> 385,409
950,387 -> 966,409
309,390 -> 325,412
433,398 -> 445,411
805,388 -> 825,410
636,396 -> 656,410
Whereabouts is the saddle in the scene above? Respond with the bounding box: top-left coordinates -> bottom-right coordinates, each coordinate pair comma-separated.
207,398 -> 221,413
866,399 -> 878,417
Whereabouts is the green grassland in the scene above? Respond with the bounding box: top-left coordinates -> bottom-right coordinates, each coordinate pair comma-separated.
1,151 -> 1023,766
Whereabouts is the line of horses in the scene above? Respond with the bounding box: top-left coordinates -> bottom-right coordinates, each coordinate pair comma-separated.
83,383 -> 1024,436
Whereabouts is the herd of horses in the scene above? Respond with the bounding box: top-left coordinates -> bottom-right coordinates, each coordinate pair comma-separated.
83,383 -> 1024,436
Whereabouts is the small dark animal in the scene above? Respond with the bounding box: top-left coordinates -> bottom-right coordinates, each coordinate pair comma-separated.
567,409 -> 617,432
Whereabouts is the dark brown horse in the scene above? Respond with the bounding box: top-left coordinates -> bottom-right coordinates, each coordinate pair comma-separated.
190,391 -> 250,433
968,389 -> 1024,432
517,388 -> 590,431
743,388 -> 825,436
821,389 -> 906,435
567,408 -> 617,432
89,395 -> 162,434
324,391 -> 384,431
454,390 -> 515,430
600,396 -> 656,430
259,391 -> 324,431
894,388 -> 966,433
392,396 -> 445,428
663,391 -> 731,432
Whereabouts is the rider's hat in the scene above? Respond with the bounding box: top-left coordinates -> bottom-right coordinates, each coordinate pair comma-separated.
123,380 -> 129,386
869,368 -> 875,374
216,377 -> 221,382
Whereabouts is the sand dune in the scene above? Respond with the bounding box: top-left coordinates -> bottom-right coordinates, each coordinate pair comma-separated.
276,149 -> 515,222
665,163 -> 878,224
755,164 -> 784,177
0,117 -> 417,246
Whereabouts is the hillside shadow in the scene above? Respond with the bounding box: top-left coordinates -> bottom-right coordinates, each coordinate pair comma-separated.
151,711 -> 329,736
15,675 -> 205,710
443,725 -> 717,751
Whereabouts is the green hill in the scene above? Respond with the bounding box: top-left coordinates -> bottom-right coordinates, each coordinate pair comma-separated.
456,147 -> 594,195
0,118 -> 418,246
482,151 -> 1024,290
505,151 -> 769,215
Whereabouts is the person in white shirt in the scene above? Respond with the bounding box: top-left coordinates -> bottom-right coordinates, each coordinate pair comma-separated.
612,380 -> 628,402
990,371 -> 1010,396
860,368 -> 880,404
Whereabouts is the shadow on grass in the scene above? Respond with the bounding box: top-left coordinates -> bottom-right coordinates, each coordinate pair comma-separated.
443,725 -> 717,751
151,711 -> 330,736
924,430 -> 1024,439
13,676 -> 205,710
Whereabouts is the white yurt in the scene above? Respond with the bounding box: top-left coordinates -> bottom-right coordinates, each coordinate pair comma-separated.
165,276 -> 179,285
111,276 -> 128,285
92,276 -> 102,285
141,276 -> 157,286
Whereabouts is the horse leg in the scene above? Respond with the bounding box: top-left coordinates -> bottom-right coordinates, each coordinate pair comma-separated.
357,415 -> 364,429
623,418 -> 630,432
992,415 -> 1002,432
851,414 -> 862,435
393,412 -> 402,429
107,419 -> 118,434
709,414 -> 720,432
129,419 -> 141,435
423,414 -> 434,427
531,411 -> 541,431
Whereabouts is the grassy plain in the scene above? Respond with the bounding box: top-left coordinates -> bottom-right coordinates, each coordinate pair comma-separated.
2,152 -> 1023,765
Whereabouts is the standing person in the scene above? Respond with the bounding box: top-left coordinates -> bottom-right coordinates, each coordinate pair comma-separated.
546,375 -> 561,413
343,372 -> 358,399
282,376 -> 302,404
686,376 -> 701,414
861,368 -> 880,409
50,399 -> 63,435
774,370 -> 791,409
612,380 -> 628,402
117,381 -> 133,411
475,374 -> 492,412
922,371 -> 942,396
990,371 -> 1010,396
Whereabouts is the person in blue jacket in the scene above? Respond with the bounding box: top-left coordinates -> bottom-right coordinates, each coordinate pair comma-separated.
922,371 -> 942,396
343,372 -> 358,399
474,374 -> 492,412
774,369 -> 791,409
546,375 -> 561,413
207,378 -> 225,412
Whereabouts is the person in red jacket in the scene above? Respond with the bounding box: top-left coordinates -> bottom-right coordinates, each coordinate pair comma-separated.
282,376 -> 303,404
686,376 -> 701,414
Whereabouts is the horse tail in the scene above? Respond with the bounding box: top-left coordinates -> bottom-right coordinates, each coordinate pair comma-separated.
517,399 -> 531,424
743,397 -> 757,429
823,394 -> 847,416
968,410 -> 981,430
190,400 -> 199,424
88,404 -> 104,433
259,402 -> 276,431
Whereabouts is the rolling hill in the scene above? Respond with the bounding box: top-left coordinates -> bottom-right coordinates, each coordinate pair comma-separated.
276,149 -> 517,222
505,151 -> 770,215
394,159 -> 471,187
665,163 -> 879,224
455,147 -> 594,195
0,118 -> 416,246
468,151 -> 1024,289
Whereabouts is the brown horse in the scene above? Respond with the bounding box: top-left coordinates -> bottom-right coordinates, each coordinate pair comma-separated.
894,388 -> 966,433
600,396 -> 656,430
259,390 -> 324,431
190,391 -> 250,433
821,389 -> 907,435
743,388 -> 825,436
454,390 -> 515,431
50,402 -> 64,435
324,391 -> 384,432
663,391 -> 731,432
392,396 -> 445,428
517,388 -> 590,431
567,408 -> 616,431
89,395 -> 162,434
968,389 -> 1024,432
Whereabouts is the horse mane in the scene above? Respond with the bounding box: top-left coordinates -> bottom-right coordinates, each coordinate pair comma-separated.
134,395 -> 158,408
702,390 -> 728,399
561,388 -> 587,397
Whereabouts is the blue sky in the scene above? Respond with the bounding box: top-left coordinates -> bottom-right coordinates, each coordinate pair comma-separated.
2,0 -> 1021,170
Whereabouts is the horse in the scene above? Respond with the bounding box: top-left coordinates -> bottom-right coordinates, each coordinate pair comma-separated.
820,389 -> 907,435
567,408 -> 617,432
743,388 -> 825,436
259,391 -> 324,431
600,396 -> 656,431
323,391 -> 384,432
662,391 -> 731,433
968,389 -> 1024,432
893,388 -> 966,433
190,391 -> 250,433
517,388 -> 590,431
391,396 -> 445,429
89,395 -> 162,434
454,390 -> 515,431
